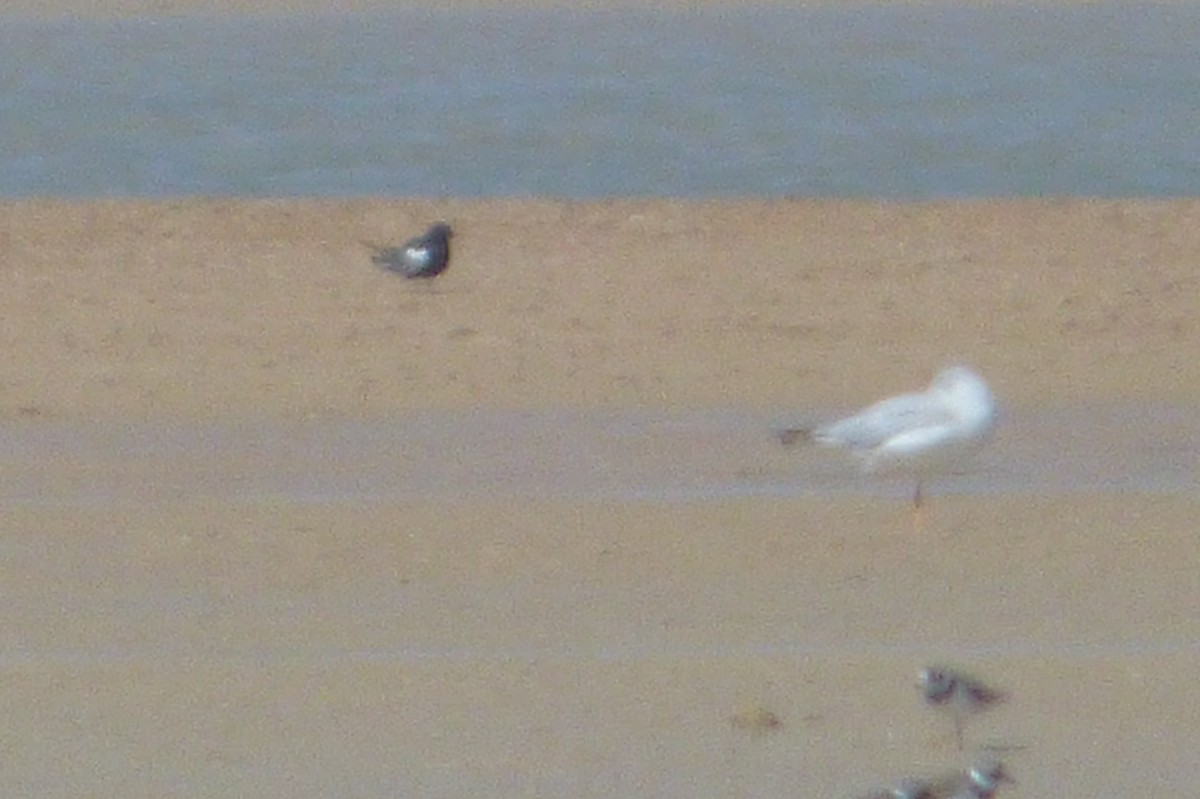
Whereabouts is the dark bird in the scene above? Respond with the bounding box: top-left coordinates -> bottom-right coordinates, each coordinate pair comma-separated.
367,222 -> 452,278
918,666 -> 1006,750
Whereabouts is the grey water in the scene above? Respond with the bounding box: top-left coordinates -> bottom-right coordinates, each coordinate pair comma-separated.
3,3 -> 1200,198
1,406 -> 1196,508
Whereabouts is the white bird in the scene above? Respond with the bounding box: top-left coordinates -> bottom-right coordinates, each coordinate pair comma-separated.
776,365 -> 997,528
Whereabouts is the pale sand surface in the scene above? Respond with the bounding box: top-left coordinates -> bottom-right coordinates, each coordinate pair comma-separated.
3,199 -> 1198,419
2,199 -> 1200,797
4,497 -> 1200,796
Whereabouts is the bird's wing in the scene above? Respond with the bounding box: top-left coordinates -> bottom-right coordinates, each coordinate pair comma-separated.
814,391 -> 955,450
962,678 -> 1006,706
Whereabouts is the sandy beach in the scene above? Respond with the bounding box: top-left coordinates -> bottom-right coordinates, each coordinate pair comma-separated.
2,197 -> 1199,798
4,199 -> 1199,420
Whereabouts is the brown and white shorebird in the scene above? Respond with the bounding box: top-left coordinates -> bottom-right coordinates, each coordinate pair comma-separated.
775,365 -> 997,531
863,758 -> 1013,799
918,666 -> 1006,750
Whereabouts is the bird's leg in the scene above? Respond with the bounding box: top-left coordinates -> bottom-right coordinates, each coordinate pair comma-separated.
954,712 -> 964,751
911,480 -> 925,533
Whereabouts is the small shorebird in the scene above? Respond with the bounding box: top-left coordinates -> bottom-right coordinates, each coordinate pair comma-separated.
918,666 -> 1006,750
947,759 -> 1013,799
366,221 -> 453,278
863,758 -> 1013,799
776,365 -> 996,530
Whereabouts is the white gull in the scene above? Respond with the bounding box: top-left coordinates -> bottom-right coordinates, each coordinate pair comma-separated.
777,365 -> 997,524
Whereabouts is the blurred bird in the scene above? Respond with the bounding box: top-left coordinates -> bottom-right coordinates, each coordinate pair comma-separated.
366,221 -> 452,278
940,758 -> 1013,799
918,666 -> 1006,750
776,365 -> 996,530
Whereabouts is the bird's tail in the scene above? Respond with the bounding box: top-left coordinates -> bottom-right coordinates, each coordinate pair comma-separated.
361,240 -> 400,267
774,428 -> 814,447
